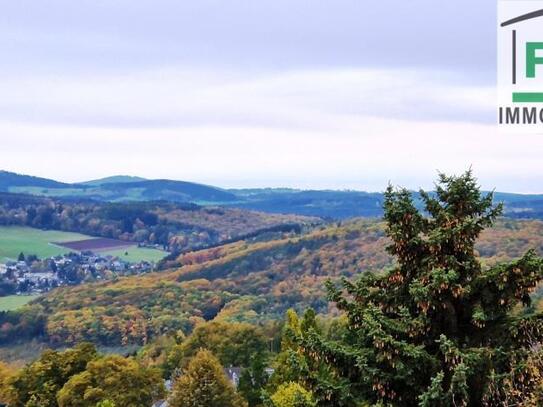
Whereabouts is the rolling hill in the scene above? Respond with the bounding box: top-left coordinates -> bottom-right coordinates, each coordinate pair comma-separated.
0,192 -> 316,254
99,179 -> 237,202
82,175 -> 147,186
3,170 -> 543,219
228,189 -> 385,218
2,171 -> 237,204
0,170 -> 77,191
4,218 -> 543,348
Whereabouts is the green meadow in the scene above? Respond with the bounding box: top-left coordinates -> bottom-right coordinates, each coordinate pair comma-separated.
0,295 -> 40,311
100,246 -> 167,263
0,226 -> 167,263
0,226 -> 90,262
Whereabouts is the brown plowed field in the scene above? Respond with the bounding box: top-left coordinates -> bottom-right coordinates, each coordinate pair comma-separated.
53,238 -> 135,252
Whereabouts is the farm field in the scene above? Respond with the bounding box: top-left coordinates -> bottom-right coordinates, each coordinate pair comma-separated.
0,226 -> 167,263
0,226 -> 90,262
54,237 -> 167,262
0,294 -> 39,311
53,237 -> 134,251
100,247 -> 167,263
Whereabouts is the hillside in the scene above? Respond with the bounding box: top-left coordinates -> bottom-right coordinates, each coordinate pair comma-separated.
4,170 -> 543,219
4,218 -> 543,348
82,175 -> 147,186
0,170 -> 76,191
2,171 -> 237,204
228,189 -> 384,218
101,179 -> 237,202
0,193 -> 316,253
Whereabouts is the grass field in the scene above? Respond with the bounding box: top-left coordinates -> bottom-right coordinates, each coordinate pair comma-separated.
9,186 -> 149,202
0,294 -> 39,311
0,226 -> 167,263
100,246 -> 167,262
0,226 -> 91,262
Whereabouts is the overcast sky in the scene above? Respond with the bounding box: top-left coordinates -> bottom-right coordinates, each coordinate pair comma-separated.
0,0 -> 541,192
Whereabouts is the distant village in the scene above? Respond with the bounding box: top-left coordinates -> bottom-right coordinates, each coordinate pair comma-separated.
0,251 -> 155,296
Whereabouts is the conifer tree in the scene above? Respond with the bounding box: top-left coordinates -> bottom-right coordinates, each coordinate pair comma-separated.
288,171 -> 543,406
268,309 -> 347,406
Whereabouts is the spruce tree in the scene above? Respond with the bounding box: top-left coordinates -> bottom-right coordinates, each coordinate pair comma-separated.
289,171 -> 543,406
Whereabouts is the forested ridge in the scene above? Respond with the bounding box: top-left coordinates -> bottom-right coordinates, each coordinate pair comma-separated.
0,192 -> 315,252
5,170 -> 543,220
3,216 -> 543,349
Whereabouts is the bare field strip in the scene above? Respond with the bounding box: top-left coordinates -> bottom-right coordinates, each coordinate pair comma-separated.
52,238 -> 136,252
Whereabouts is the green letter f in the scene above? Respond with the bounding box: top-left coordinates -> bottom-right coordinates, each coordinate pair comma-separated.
526,42 -> 543,78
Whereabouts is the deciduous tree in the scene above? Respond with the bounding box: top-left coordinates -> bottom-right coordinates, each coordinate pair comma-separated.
0,361 -> 15,405
177,321 -> 267,368
168,349 -> 247,407
10,342 -> 97,407
238,352 -> 269,406
57,355 -> 164,407
270,382 -> 316,407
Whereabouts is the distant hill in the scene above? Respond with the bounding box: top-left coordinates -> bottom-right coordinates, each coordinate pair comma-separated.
2,170 -> 238,204
0,170 -> 77,191
228,189 -> 384,218
102,179 -> 237,202
82,175 -> 147,186
230,188 -> 543,220
3,170 -> 543,220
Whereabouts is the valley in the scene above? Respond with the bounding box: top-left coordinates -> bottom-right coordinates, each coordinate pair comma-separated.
2,216 -> 542,356
2,1 -> 540,402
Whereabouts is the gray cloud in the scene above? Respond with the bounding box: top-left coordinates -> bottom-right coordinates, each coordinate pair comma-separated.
0,68 -> 494,128
0,0 -> 496,76
1,0 -> 536,192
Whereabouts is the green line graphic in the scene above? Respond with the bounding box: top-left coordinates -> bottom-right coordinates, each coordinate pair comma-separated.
513,92 -> 543,103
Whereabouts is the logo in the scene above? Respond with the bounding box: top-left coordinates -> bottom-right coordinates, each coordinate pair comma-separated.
498,1 -> 543,127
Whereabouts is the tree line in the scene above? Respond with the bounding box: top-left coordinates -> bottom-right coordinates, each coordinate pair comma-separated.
0,193 -> 309,253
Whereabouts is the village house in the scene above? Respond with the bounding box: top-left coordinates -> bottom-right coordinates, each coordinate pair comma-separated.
0,252 -> 158,295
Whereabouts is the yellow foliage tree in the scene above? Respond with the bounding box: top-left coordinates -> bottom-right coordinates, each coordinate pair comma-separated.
57,355 -> 164,407
0,361 -> 15,405
270,382 -> 316,407
168,349 -> 247,407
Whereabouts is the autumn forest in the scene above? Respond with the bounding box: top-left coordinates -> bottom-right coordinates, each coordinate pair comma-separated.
0,172 -> 542,406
